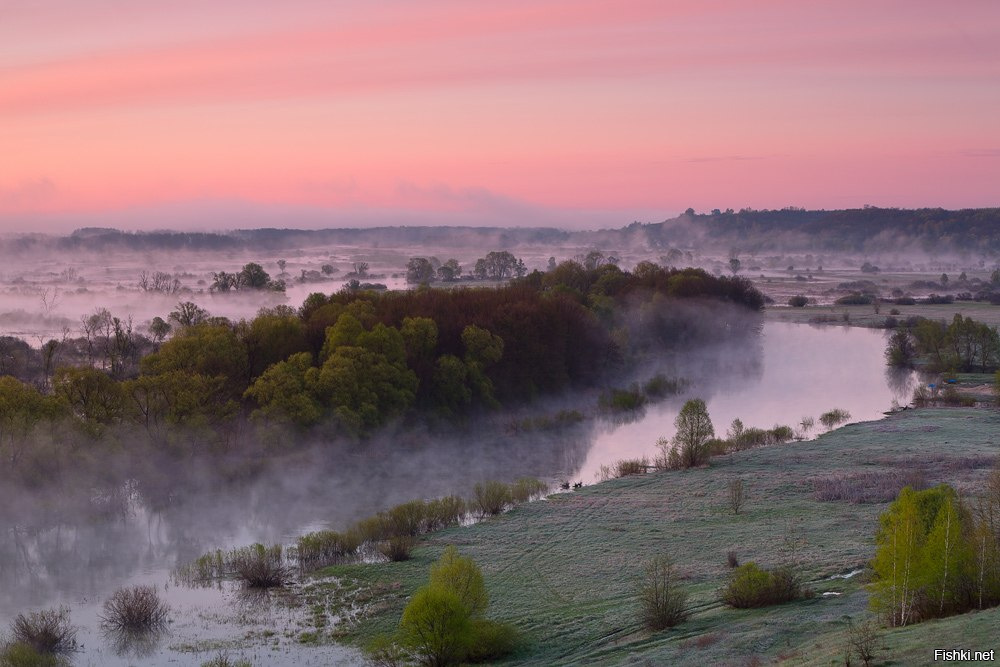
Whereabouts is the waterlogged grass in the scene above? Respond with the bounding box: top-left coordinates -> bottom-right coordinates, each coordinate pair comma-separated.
306,408 -> 1000,665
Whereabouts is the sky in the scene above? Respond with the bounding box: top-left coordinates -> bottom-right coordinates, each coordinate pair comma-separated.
2,0 -> 999,232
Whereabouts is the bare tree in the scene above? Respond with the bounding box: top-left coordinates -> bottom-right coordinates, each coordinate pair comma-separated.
728,478 -> 746,515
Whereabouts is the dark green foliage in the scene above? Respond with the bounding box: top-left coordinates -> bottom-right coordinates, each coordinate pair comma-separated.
599,386 -> 646,411
721,563 -> 804,608
379,536 -> 417,562
465,619 -> 520,663
639,555 -> 689,630
787,295 -> 808,307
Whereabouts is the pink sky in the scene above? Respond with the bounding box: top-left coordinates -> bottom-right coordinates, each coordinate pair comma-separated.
2,0 -> 999,231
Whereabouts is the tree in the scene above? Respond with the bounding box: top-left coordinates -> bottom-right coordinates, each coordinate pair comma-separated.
667,399 -> 714,469
473,251 -> 522,281
429,546 -> 488,618
407,258 -> 436,284
729,257 -> 742,275
0,376 -> 60,465
277,259 -> 287,274
53,366 -> 125,431
321,264 -> 336,275
638,554 -> 689,630
148,316 -> 172,343
244,352 -> 323,427
353,261 -> 370,278
399,586 -> 473,667
169,301 -> 209,327
885,328 -> 916,367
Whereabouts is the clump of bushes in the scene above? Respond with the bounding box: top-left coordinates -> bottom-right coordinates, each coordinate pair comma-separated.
378,536 -> 417,562
787,295 -> 808,307
819,408 -> 851,428
472,481 -> 513,517
835,293 -> 874,305
721,563 -> 806,608
9,607 -> 77,655
228,544 -> 287,588
509,478 -> 548,503
597,457 -> 649,481
296,530 -> 360,570
599,386 -> 646,412
389,546 -> 519,666
638,554 -> 689,630
100,585 -> 169,632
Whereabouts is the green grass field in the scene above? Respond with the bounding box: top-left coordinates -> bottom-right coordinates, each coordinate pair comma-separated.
307,408 -> 1000,665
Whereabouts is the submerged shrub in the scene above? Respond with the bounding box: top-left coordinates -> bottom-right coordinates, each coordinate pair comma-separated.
819,408 -> 851,428
100,585 -> 169,632
296,530 -> 359,570
722,563 -> 803,608
229,544 -> 287,588
472,481 -> 512,517
639,554 -> 689,630
10,607 -> 77,655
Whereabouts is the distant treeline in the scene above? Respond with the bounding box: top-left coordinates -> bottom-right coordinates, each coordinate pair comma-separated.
643,206 -> 1000,254
5,206 -> 1000,256
0,263 -> 761,494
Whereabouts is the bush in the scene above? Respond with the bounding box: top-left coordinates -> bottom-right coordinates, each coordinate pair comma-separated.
472,481 -> 512,517
296,530 -> 359,570
379,536 -> 417,562
9,609 -> 76,656
509,478 -> 547,503
399,586 -> 473,667
100,585 -> 169,632
722,563 -> 803,608
466,619 -> 519,663
423,496 -> 467,532
384,501 -> 427,537
598,457 -> 649,481
429,546 -> 488,617
639,554 -> 689,630
835,293 -> 874,305
787,295 -> 808,307
364,634 -> 409,667
228,544 -> 287,588
819,408 -> 850,428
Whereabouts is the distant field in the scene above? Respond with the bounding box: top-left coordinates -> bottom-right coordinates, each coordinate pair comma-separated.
308,408 -> 1000,665
766,301 -> 1000,328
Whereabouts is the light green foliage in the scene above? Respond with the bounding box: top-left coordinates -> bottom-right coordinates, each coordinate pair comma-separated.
243,352 -> 322,427
319,314 -> 364,361
398,586 -> 473,667
870,484 -> 997,625
140,323 -> 249,397
52,366 -> 125,430
0,376 -> 62,465
0,642 -> 62,667
429,546 -> 489,618
122,370 -> 230,439
400,317 -> 438,362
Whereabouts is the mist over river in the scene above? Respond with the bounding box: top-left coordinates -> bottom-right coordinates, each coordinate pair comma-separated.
0,322 -> 914,665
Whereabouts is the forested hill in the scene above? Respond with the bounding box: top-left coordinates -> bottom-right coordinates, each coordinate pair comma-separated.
641,207 -> 1000,254
2,207 -> 998,255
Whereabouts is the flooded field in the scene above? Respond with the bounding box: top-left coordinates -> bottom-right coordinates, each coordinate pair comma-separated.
0,320 -> 916,665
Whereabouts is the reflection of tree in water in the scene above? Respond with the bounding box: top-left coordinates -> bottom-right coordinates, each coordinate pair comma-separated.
884,367 -> 919,402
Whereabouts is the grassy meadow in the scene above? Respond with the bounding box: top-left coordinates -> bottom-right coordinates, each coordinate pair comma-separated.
301,408 -> 1000,665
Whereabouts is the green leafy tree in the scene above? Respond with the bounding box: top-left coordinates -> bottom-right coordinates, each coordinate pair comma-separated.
0,377 -> 61,465
429,546 -> 489,618
244,352 -> 323,427
406,257 -> 436,284
398,586 -> 473,667
667,399 -> 714,469
52,366 -> 125,431
140,323 -> 249,399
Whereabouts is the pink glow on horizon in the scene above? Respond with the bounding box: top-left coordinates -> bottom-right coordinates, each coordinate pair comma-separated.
2,0 -> 999,229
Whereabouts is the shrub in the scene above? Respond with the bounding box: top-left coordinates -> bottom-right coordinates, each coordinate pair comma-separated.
721,563 -> 803,608
847,617 -> 882,667
384,501 -> 428,537
509,478 -> 548,503
787,295 -> 808,307
727,550 -> 739,568
472,481 -> 512,517
379,536 -> 417,562
642,374 -> 685,398
835,293 -> 874,305
9,608 -> 77,655
466,619 -> 519,662
639,554 -> 689,630
398,586 -> 473,667
819,408 -> 850,428
364,634 -> 410,667
296,530 -> 359,570
728,478 -> 745,515
423,496 -> 467,532
228,544 -> 287,588
100,585 -> 169,632
599,386 -> 646,411
352,515 -> 391,545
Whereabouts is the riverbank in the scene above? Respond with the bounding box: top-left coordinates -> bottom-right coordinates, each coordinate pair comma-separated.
765,301 -> 1000,329
307,407 -> 1000,665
